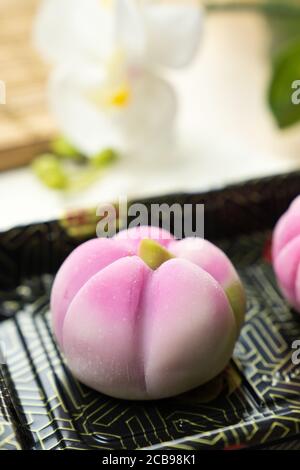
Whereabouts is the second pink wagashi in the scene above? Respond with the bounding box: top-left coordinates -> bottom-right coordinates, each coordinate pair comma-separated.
273,196 -> 300,312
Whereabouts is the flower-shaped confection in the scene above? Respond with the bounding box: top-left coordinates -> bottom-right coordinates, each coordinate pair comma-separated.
51,226 -> 246,400
273,196 -> 300,312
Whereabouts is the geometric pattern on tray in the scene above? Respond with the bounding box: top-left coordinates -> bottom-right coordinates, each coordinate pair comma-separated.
1,232 -> 300,450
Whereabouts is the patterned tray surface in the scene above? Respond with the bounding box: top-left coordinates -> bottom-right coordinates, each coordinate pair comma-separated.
1,172 -> 300,450
1,233 -> 300,450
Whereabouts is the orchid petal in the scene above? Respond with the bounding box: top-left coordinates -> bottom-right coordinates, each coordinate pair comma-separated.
49,60 -> 176,157
34,0 -> 115,63
141,0 -> 204,68
49,60 -> 123,155
119,66 -> 177,151
115,0 -> 146,62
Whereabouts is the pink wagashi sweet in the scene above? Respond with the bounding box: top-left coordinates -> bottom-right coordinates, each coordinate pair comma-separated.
51,226 -> 246,400
272,196 -> 300,312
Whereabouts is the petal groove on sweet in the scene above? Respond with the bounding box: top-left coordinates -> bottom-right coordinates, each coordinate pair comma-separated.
142,259 -> 236,398
169,238 -> 233,285
169,238 -> 245,328
63,256 -> 151,399
50,238 -> 131,347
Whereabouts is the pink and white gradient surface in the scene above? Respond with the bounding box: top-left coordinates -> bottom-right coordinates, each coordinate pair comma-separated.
273,196 -> 300,312
51,226 -> 246,399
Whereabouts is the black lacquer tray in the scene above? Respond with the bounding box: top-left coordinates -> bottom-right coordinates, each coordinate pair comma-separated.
1,171 -> 300,450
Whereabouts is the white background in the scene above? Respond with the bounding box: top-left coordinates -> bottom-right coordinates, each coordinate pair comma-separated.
0,12 -> 299,230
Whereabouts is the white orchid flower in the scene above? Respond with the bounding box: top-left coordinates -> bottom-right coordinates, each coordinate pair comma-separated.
34,0 -> 204,158
49,53 -> 177,156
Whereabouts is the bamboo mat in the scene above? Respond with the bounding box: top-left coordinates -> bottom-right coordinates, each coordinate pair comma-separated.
0,0 -> 56,171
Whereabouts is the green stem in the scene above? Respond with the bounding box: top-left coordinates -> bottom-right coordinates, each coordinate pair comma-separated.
205,1 -> 300,17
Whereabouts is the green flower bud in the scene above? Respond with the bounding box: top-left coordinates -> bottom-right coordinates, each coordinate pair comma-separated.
91,148 -> 119,168
32,154 -> 68,190
51,137 -> 80,160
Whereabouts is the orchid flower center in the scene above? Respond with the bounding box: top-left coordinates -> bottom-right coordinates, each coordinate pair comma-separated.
92,83 -> 131,109
91,49 -> 132,109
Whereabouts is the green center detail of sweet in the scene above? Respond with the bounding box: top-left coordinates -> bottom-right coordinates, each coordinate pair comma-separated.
138,239 -> 174,270
225,282 -> 245,330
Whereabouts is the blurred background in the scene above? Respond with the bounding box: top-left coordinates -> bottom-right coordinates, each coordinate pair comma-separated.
1,0 -> 300,230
